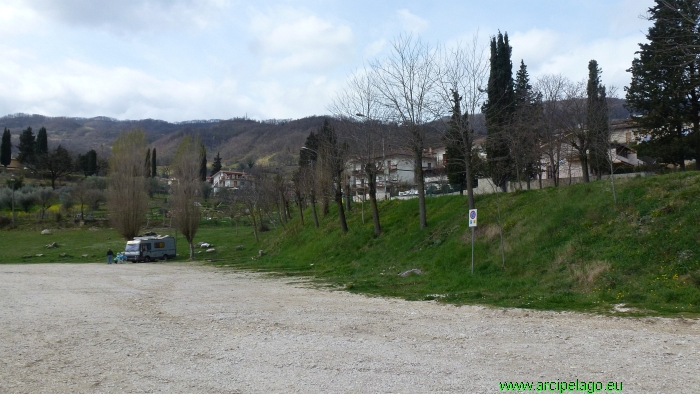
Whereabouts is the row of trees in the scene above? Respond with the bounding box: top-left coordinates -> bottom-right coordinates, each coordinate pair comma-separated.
298,32 -> 619,236
1,126 -> 111,187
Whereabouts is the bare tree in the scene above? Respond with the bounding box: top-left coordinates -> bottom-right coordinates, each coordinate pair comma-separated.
436,34 -> 489,208
535,74 -> 569,187
108,129 -> 149,240
561,80 -> 591,182
371,34 -> 441,229
35,188 -> 56,220
330,67 -> 388,235
171,134 -> 203,259
316,120 -> 348,233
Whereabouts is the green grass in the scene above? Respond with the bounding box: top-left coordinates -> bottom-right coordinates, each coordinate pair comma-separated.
209,172 -> 700,316
2,172 -> 700,316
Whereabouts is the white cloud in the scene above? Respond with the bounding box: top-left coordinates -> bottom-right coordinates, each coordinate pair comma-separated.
248,6 -> 355,74
510,28 -> 643,92
535,36 -> 641,91
510,29 -> 561,67
0,1 -> 41,35
396,9 -> 428,33
0,53 -> 253,121
19,0 -> 230,34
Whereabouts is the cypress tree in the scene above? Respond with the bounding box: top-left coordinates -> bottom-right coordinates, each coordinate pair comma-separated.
145,148 -> 151,177
587,60 -> 610,180
211,151 -> 222,176
482,31 -> 515,191
1,128 -> 11,168
87,149 -> 97,176
36,127 -> 48,155
17,127 -> 36,164
151,148 -> 157,177
199,145 -> 207,181
444,89 -> 468,193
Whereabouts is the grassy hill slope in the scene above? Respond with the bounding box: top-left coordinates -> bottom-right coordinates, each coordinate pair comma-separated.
220,172 -> 700,316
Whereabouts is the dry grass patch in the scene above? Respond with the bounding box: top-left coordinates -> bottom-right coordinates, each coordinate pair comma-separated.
571,260 -> 610,290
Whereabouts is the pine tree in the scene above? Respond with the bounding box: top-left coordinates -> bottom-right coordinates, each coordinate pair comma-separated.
511,60 -> 542,189
626,0 -> 700,168
36,127 -> 48,155
199,145 -> 207,181
1,128 -> 11,168
17,127 -> 36,164
587,60 -> 610,179
211,151 -> 222,176
151,148 -> 157,177
482,31 -> 515,191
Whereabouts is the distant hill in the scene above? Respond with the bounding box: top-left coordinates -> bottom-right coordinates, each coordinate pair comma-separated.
0,114 -> 326,169
0,99 -> 630,169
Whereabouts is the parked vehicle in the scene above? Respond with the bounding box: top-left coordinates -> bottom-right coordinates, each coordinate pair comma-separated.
124,235 -> 176,262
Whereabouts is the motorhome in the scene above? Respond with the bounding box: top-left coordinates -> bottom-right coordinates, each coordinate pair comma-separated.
124,235 -> 176,262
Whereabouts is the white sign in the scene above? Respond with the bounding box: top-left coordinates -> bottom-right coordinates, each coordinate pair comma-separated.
468,209 -> 477,227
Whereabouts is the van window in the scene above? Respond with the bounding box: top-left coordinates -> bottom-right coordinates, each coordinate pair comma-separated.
125,244 -> 139,252
155,242 -> 165,248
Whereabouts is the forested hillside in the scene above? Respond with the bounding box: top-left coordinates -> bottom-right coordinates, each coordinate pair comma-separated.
0,98 -> 629,169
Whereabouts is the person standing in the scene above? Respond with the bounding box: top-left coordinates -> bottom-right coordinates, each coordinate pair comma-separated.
107,248 -> 114,264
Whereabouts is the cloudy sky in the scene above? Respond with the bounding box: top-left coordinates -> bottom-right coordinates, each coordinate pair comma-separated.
0,0 -> 654,122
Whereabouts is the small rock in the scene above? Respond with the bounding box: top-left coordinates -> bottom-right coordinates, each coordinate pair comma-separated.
81,254 -> 89,258
236,245 -> 244,250
258,250 -> 264,257
46,242 -> 59,249
200,243 -> 212,248
41,229 -> 51,235
60,253 -> 67,257
36,254 -> 44,257
399,268 -> 423,277
206,248 -> 216,253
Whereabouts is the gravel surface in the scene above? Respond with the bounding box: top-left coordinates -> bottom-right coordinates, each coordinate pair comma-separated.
0,263 -> 698,393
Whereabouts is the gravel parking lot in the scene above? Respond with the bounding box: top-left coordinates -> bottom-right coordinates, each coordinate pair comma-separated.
0,263 -> 698,393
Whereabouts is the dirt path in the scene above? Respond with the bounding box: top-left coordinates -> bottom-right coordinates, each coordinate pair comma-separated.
0,263 -> 698,393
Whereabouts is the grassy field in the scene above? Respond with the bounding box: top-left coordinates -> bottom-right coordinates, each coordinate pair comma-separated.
2,171 -> 700,316
212,171 -> 700,316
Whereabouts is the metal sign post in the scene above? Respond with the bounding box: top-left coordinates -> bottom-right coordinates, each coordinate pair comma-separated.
468,209 -> 477,274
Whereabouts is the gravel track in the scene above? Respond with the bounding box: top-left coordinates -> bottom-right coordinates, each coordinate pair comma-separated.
0,263 -> 698,393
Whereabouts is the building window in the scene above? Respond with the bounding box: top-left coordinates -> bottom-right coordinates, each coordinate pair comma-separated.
547,166 -> 553,179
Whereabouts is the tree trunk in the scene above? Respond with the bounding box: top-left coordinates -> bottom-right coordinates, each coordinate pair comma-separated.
310,193 -> 319,228
322,197 -> 329,216
335,184 -> 348,233
366,165 -> 381,235
345,178 -> 352,212
297,199 -> 305,226
465,169 -> 475,210
414,148 -> 427,229
250,213 -> 259,242
581,155 -> 590,182
188,240 -> 195,260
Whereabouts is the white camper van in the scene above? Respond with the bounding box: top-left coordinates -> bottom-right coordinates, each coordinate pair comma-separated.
124,235 -> 176,262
